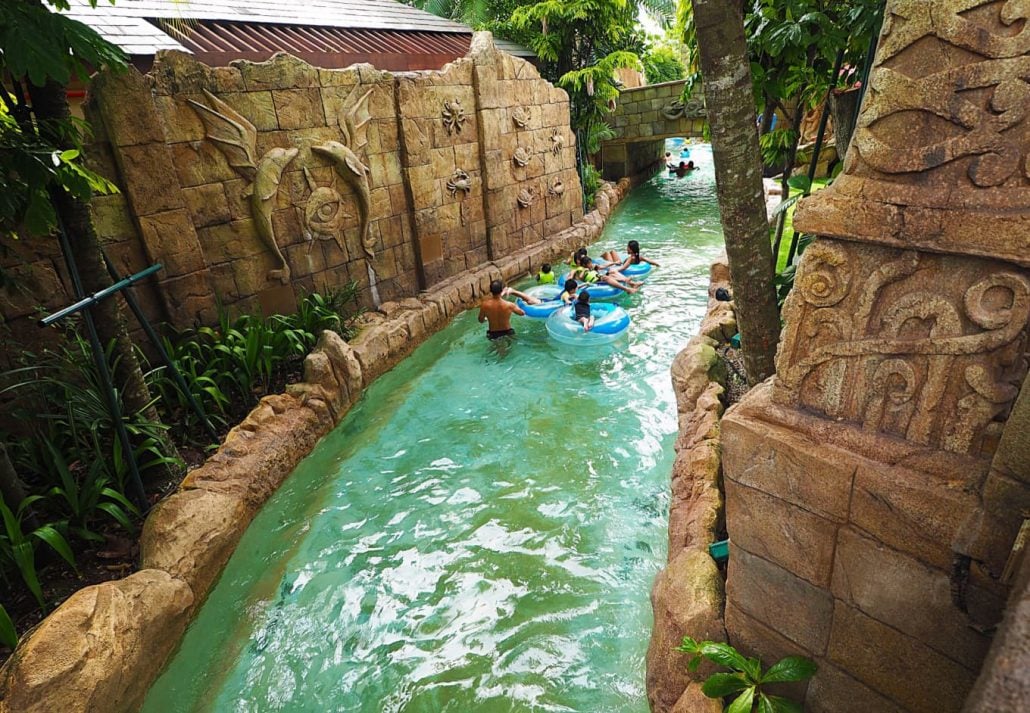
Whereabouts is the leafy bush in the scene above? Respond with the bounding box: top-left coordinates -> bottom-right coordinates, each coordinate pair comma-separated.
642,44 -> 687,85
153,286 -> 362,446
678,637 -> 817,712
582,164 -> 603,209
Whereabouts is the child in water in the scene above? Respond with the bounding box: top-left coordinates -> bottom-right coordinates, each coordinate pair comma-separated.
536,263 -> 556,284
602,240 -> 661,270
573,290 -> 594,332
574,254 -> 640,294
560,278 -> 579,304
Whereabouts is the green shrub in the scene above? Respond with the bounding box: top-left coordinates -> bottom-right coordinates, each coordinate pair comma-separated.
153,285 -> 363,447
582,164 -> 603,209
678,637 -> 817,712
643,44 -> 687,85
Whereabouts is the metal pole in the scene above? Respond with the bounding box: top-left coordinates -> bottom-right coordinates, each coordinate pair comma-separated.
785,48 -> 846,267
49,202 -> 148,510
38,263 -> 163,327
101,252 -> 220,443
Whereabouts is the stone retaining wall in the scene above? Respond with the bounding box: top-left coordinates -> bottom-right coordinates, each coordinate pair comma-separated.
0,33 -> 582,368
645,258 -> 735,713
0,180 -> 631,713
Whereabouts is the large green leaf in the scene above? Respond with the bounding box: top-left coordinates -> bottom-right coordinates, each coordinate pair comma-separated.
762,656 -> 818,684
31,525 -> 77,571
727,686 -> 756,713
757,693 -> 776,713
701,673 -> 750,698
0,603 -> 17,649
700,642 -> 753,674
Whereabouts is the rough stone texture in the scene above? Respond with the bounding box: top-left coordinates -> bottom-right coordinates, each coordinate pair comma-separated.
0,33 -> 584,339
605,80 -> 705,145
139,489 -> 250,610
0,570 -> 193,713
670,682 -> 722,713
719,3 -> 1030,711
647,263 -> 733,713
646,549 -> 726,713
963,552 -> 1030,713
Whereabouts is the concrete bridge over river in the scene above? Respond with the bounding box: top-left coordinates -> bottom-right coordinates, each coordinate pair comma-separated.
599,80 -> 706,179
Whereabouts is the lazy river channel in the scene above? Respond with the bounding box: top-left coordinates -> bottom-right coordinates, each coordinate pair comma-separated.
144,144 -> 725,713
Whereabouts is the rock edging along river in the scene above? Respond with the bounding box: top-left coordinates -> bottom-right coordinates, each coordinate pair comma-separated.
144,145 -> 725,713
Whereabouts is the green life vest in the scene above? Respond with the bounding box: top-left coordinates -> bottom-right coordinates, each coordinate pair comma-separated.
538,271 -> 556,284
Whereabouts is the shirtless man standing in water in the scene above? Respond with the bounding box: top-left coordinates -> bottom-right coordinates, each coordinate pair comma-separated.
477,279 -> 537,340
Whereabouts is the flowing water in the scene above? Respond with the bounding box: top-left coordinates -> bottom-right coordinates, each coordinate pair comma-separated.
144,144 -> 725,713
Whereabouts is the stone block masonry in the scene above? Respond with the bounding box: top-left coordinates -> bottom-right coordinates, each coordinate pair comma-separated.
0,32 -> 582,356
719,2 -> 1030,710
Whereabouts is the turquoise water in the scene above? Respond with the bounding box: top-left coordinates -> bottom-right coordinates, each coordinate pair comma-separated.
144,145 -> 724,713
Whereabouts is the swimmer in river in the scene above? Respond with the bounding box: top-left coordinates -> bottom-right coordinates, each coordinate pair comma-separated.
477,279 -> 539,339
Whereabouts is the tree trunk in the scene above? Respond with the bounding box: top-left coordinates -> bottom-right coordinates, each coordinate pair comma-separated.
692,0 -> 781,384
26,80 -> 180,470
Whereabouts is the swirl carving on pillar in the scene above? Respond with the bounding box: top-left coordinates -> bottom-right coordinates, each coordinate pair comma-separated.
776,240 -> 1030,457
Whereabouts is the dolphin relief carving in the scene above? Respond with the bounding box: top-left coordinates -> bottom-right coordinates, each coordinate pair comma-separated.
188,89 -> 298,283
314,84 -> 375,261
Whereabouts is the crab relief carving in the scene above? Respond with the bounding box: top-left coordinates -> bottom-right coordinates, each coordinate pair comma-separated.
517,187 -> 535,208
513,146 -> 532,168
550,129 -> 564,155
447,169 -> 473,198
189,89 -> 298,283
442,98 -> 468,136
511,106 -> 531,129
548,178 -> 565,197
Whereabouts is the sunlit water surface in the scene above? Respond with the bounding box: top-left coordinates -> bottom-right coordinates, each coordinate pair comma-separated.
144,145 -> 724,713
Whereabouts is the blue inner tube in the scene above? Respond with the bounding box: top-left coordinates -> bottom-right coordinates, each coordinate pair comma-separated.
556,274 -> 623,301
546,303 -> 631,346
515,284 -> 565,319
592,255 -> 653,279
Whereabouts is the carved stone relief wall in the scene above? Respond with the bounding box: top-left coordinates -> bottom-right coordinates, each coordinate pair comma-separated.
795,0 -> 1030,265
0,34 -> 584,341
774,240 -> 1029,458
470,34 -> 583,259
721,3 -> 1030,712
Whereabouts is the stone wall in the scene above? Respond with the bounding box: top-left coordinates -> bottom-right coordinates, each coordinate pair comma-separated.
0,179 -> 631,713
599,139 -> 666,182
0,33 -> 582,360
606,80 -> 705,144
719,2 -> 1030,711
646,258 -> 736,713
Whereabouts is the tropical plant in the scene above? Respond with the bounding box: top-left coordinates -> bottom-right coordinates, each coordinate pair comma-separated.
642,40 -> 687,84
0,495 -> 77,609
581,164 -> 603,209
0,602 -> 17,649
678,637 -> 817,712
2,0 -> 166,444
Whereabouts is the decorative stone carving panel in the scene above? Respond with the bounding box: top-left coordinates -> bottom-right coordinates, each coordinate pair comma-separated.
773,239 -> 1030,458
795,0 -> 1030,266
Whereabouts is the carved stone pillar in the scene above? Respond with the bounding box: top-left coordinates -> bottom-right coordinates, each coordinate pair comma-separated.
722,2 -> 1030,711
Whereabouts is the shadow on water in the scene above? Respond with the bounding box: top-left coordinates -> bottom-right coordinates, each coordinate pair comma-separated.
144,144 -> 725,713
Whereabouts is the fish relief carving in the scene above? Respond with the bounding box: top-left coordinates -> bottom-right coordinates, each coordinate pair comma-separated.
188,88 -> 298,283
550,129 -> 565,155
511,106 -> 531,129
447,169 -> 473,198
513,147 -> 531,168
442,98 -> 468,136
313,83 -> 375,261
